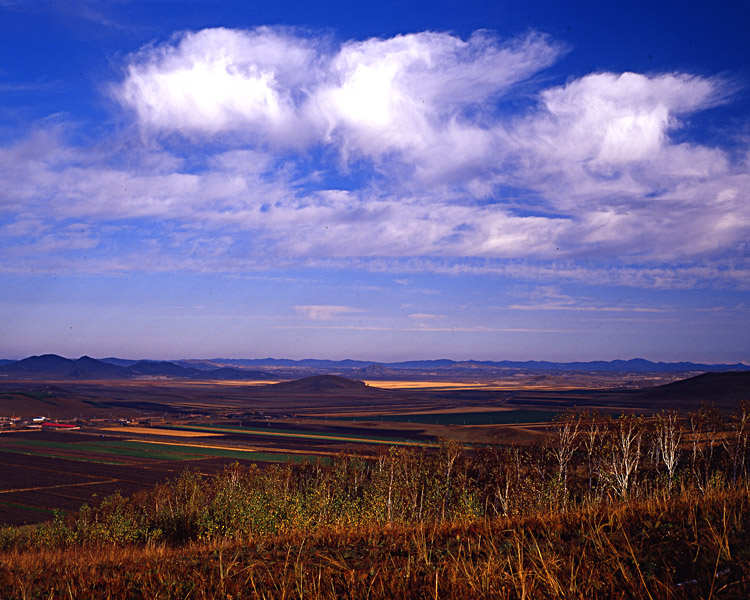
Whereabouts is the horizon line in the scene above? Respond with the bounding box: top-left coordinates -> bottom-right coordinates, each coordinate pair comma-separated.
2,354 -> 748,367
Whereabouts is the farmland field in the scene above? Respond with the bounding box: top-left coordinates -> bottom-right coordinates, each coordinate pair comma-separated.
0,429 -> 321,525
0,373 -> 677,422
0,449 -> 183,525
1,370 -> 740,527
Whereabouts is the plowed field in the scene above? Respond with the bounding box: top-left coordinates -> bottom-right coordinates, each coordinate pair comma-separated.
0,432 -> 301,526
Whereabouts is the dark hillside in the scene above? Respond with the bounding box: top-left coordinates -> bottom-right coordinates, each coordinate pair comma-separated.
68,356 -> 132,379
630,371 -> 750,411
1,354 -> 72,374
268,375 -> 380,394
0,356 -> 275,381
130,360 -> 200,377
0,355 -> 131,379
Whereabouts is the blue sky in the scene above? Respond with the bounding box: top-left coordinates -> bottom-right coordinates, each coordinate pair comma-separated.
0,0 -> 748,362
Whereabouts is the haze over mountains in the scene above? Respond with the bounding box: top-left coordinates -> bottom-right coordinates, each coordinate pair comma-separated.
0,354 -> 748,381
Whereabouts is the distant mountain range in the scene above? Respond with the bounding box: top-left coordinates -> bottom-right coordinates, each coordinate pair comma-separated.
187,357 -> 750,373
0,354 -> 747,380
0,354 -> 276,380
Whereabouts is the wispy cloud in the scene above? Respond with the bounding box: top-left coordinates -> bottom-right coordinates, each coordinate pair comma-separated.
294,305 -> 362,321
504,287 -> 674,313
408,313 -> 445,320
275,324 -> 602,334
0,80 -> 58,94
0,0 -> 142,31
0,27 -> 746,292
507,303 -> 671,313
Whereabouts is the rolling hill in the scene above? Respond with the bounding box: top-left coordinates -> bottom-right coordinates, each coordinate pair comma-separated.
267,375 -> 375,393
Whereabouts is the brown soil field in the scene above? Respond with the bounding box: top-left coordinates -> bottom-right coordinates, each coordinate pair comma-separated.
0,446 -> 276,526
5,482 -> 144,514
1,431 -> 127,443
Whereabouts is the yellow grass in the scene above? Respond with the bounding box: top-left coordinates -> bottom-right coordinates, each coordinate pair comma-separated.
364,380 -> 588,391
99,426 -> 224,438
364,380 -> 490,389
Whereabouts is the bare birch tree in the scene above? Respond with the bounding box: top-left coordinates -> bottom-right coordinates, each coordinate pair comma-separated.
654,409 -> 682,490
550,410 -> 580,502
608,414 -> 643,498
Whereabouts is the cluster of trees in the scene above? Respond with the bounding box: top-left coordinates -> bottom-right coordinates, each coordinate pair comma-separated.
543,404 -> 749,502
2,403 -> 749,549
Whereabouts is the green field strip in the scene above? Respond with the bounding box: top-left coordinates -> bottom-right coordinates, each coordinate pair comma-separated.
78,441 -> 206,461
87,440 -> 312,463
165,424 -> 437,447
0,437 -> 315,464
0,438 -> 193,462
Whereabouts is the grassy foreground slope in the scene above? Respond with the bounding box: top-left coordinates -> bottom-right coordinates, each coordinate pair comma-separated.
1,486 -> 749,599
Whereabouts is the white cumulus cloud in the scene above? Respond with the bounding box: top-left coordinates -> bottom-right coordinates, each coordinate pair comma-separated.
117,27 -> 323,145
115,27 -> 560,180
